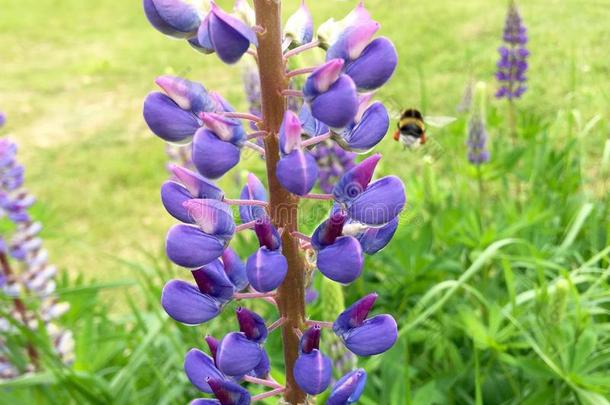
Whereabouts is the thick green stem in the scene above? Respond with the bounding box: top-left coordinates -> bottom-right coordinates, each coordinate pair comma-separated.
253,1 -> 307,403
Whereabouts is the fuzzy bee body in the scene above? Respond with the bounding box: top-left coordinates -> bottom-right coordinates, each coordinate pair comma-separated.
392,108 -> 456,149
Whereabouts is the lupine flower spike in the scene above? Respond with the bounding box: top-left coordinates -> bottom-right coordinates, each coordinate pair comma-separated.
496,0 -> 529,100
143,1 -> 403,402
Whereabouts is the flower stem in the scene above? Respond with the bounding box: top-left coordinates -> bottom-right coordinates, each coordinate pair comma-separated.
252,387 -> 286,401
286,66 -> 317,78
223,198 -> 268,207
284,40 -> 320,59
234,292 -> 277,300
305,320 -> 334,328
221,112 -> 262,122
236,220 -> 257,232
302,193 -> 333,200
301,131 -> 331,147
244,141 -> 266,155
253,1 -> 308,403
267,317 -> 286,332
243,375 -> 284,389
281,89 -> 304,98
247,131 -> 268,140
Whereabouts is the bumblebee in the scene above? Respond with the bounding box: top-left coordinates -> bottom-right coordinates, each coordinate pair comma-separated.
393,108 -> 456,148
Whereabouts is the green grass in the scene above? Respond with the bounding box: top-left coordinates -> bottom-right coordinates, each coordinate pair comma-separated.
1,0 -> 610,403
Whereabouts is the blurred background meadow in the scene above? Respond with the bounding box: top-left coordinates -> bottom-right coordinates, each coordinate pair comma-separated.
1,0 -> 610,403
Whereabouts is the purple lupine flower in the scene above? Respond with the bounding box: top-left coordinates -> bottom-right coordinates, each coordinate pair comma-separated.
284,0 -> 314,47
333,94 -> 390,153
238,173 -> 267,223
327,368 -> 367,405
496,1 -> 529,99
0,137 -> 73,379
246,217 -> 287,292
0,112 -> 5,128
293,326 -> 333,394
333,293 -> 398,356
467,113 -> 490,165
143,0 -> 201,39
303,59 -> 359,129
276,111 -> 318,195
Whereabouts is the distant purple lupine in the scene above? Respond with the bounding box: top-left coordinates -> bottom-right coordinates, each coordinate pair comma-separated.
0,134 -> 73,379
311,141 -> 356,193
496,1 -> 529,99
467,113 -> 490,165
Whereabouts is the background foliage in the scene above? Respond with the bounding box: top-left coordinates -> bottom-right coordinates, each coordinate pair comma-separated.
1,0 -> 609,403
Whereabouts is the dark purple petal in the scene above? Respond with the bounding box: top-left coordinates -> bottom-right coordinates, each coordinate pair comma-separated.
143,92 -> 200,143
310,75 -> 358,129
170,164 -> 224,200
335,102 -> 389,153
293,350 -> 332,395
216,332 -> 263,377
184,348 -> 225,393
236,307 -> 268,343
246,248 -> 287,293
166,224 -> 226,268
327,369 -> 367,405
311,210 -> 348,249
276,150 -> 318,196
344,37 -> 398,91
192,128 -> 241,179
354,217 -> 398,255
184,199 -> 235,241
254,217 -> 281,251
333,153 -> 380,204
299,326 -> 321,354
299,104 -> 329,137
252,349 -> 270,378
208,378 -> 251,405
161,280 -> 222,325
342,314 -> 398,356
143,0 -> 201,38
347,176 -> 406,226
192,260 -> 235,301
317,236 -> 363,284
208,3 -> 258,64
161,181 -> 193,223
222,247 -> 248,291
239,173 -> 267,223
155,75 -> 216,114
205,335 -> 219,363
333,293 -> 378,334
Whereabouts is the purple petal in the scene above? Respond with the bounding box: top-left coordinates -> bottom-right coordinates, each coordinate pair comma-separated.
254,217 -> 282,251
342,314 -> 398,356
200,112 -> 246,145
317,236 -> 363,284
303,59 -> 345,98
184,349 -> 225,393
333,293 -> 378,334
195,14 -> 215,53
276,150 -> 318,196
143,0 -> 201,38
326,20 -> 379,61
170,164 -> 224,200
161,280 -> 222,325
327,369 -> 367,405
246,248 -> 287,293
293,350 -> 332,395
208,378 -> 251,405
252,349 -> 270,378
216,332 -> 263,377
192,128 -> 241,179
155,75 -> 216,114
347,176 -> 406,226
310,75 -> 358,129
239,173 -> 267,223
335,102 -> 389,153
192,260 -> 235,302
190,399 -> 220,405
355,217 -> 398,255
345,37 -> 398,91
222,247 -> 248,291
311,210 -> 348,249
166,224 -> 226,268
161,181 -> 194,223
279,110 -> 303,155
299,326 -> 321,354
209,3 -> 258,64
333,153 -> 381,204
236,307 -> 268,343
284,0 -> 313,46
183,199 -> 235,241
205,335 -> 219,363
143,92 -> 200,143
299,104 -> 329,137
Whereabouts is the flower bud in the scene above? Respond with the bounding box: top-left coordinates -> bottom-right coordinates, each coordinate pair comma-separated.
191,260 -> 235,302
192,128 -> 241,179
246,248 -> 287,293
333,153 -> 381,204
166,224 -> 226,268
205,2 -> 259,64
293,348 -> 332,395
184,199 -> 235,241
170,164 -> 224,200
221,247 -> 248,291
199,112 -> 246,145
236,307 -> 268,343
284,0 -> 314,47
161,181 -> 194,223
299,325 -> 321,354
254,217 -> 281,251
346,176 -> 406,226
311,210 -> 347,249
317,236 -> 364,284
327,368 -> 367,405
183,349 -> 225,393
155,76 -> 216,114
161,280 -> 222,325
143,92 -> 201,143
276,150 -> 318,196
326,20 -> 379,62
279,111 -> 303,155
216,332 -> 263,377
239,173 -> 267,223
344,37 -> 398,91
207,377 -> 251,405
205,335 -> 219,363
143,0 -> 201,39
334,101 -> 389,153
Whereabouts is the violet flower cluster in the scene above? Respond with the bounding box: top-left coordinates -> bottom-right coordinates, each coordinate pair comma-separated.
495,1 -> 529,99
0,133 -> 73,379
143,1 -> 403,403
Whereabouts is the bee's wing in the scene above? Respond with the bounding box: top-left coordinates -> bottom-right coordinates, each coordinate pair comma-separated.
378,94 -> 403,121
425,116 -> 457,128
